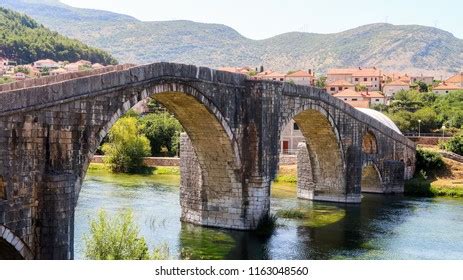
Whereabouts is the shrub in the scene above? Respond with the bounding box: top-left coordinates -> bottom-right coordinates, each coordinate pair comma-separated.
84,209 -> 170,260
102,116 -> 151,173
84,210 -> 150,260
254,213 -> 278,237
415,149 -> 444,177
441,134 -> 463,156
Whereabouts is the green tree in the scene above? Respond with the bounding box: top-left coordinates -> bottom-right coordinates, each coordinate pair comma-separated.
413,107 -> 439,133
389,90 -> 423,112
315,76 -> 327,88
102,116 -> 151,173
415,81 -> 429,92
139,112 -> 182,157
355,84 -> 367,92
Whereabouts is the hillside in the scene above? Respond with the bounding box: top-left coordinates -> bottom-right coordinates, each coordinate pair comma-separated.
0,6 -> 117,65
2,0 -> 463,75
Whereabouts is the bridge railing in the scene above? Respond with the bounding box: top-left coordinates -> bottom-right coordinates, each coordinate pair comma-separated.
0,64 -> 136,93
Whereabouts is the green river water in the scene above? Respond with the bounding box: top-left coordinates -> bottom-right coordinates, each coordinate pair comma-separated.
74,169 -> 463,260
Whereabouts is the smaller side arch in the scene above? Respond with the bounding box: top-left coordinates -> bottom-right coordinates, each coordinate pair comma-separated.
360,163 -> 383,193
0,225 -> 34,260
362,131 -> 378,154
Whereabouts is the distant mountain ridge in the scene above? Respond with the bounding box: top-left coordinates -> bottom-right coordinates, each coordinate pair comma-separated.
2,0 -> 462,76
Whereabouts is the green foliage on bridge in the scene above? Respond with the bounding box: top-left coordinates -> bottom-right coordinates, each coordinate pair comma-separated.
0,7 -> 117,65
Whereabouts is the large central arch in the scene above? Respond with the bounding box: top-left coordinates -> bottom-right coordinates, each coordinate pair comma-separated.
76,82 -> 245,230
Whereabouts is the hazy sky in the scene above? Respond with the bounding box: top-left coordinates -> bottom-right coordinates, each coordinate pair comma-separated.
60,0 -> 462,39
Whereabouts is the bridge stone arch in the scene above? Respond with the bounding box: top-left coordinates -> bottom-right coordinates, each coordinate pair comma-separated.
284,105 -> 346,203
360,163 -> 383,193
0,225 -> 34,260
80,82 -> 244,230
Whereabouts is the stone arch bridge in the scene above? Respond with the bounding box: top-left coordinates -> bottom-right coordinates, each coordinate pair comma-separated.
0,62 -> 415,259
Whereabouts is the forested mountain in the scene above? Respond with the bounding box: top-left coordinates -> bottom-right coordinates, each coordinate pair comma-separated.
0,6 -> 117,64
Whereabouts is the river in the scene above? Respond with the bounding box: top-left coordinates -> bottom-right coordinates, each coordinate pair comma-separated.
74,168 -> 463,260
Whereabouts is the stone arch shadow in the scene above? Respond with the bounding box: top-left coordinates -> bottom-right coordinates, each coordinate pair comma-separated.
0,225 -> 34,260
279,104 -> 350,203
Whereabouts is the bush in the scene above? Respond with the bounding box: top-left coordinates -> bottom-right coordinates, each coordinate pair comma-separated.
84,209 -> 170,260
139,112 -> 182,157
441,134 -> 463,156
102,116 -> 151,173
255,213 -> 278,237
84,210 -> 150,260
415,149 -> 444,177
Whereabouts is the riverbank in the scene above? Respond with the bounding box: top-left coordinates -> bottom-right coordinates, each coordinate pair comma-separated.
275,162 -> 463,198
405,155 -> 463,198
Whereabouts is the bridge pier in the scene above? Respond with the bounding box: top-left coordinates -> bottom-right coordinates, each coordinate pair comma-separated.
37,174 -> 76,260
179,133 -> 269,230
296,142 -> 361,203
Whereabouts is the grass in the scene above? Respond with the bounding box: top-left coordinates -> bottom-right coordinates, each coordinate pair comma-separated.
406,148 -> 463,198
88,163 -> 180,175
274,165 -> 297,184
276,209 -> 305,219
405,177 -> 463,198
86,163 -> 180,187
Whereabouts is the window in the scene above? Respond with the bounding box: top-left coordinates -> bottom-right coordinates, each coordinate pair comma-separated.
338,87 -> 342,90
355,78 -> 359,82
376,99 -> 380,102
293,123 -> 299,130
330,87 -> 335,91
364,78 -> 368,82
375,78 -> 377,81
352,98 -> 358,101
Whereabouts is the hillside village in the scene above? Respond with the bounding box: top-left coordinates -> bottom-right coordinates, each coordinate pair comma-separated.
219,66 -> 463,108
0,57 -> 106,83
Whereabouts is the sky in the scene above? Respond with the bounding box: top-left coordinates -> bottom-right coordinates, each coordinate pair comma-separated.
60,0 -> 463,40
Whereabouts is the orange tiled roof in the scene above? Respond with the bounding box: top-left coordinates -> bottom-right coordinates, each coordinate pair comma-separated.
352,68 -> 381,77
344,100 -> 370,108
333,89 -> 363,97
363,91 -> 385,98
445,73 -> 463,84
384,79 -> 410,87
434,83 -> 462,90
